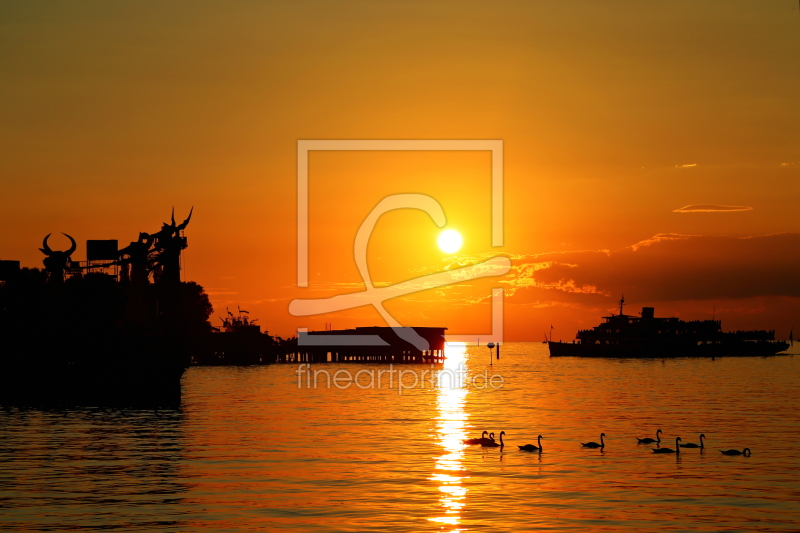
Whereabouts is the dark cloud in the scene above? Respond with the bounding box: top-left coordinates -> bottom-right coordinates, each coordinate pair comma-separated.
505,233 -> 800,303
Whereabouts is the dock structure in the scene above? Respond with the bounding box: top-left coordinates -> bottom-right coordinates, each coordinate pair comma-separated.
282,326 -> 447,364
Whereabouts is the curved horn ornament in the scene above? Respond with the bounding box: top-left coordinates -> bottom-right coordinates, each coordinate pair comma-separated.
178,206 -> 193,230
41,233 -> 53,255
63,233 -> 77,257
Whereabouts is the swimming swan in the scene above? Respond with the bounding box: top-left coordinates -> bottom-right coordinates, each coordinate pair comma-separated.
637,429 -> 662,444
680,434 -> 705,449
482,431 -> 505,448
519,435 -> 543,452
463,431 -> 489,445
652,437 -> 681,454
581,433 -> 606,448
721,448 -> 751,456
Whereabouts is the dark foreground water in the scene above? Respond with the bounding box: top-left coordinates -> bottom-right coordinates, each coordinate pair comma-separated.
2,342 -> 799,532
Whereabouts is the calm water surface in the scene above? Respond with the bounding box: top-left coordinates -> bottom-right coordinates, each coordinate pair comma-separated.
2,342 -> 800,532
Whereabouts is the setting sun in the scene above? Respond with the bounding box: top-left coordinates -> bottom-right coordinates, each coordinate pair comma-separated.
437,229 -> 463,254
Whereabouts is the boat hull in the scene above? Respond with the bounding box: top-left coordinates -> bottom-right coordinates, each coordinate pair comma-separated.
548,340 -> 789,358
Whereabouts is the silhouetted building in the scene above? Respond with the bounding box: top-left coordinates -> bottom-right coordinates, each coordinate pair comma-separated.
1,210 -> 211,407
287,326 -> 447,364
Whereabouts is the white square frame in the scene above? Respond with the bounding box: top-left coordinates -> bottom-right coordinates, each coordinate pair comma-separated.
296,139 -> 505,343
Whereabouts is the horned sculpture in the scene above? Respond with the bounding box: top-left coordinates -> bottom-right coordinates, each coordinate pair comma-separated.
151,207 -> 193,285
39,233 -> 77,283
167,206 -> 192,234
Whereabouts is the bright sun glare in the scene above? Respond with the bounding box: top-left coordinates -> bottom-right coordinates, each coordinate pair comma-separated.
437,229 -> 463,254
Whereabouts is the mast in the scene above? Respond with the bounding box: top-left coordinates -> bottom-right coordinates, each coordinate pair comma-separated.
619,293 -> 625,316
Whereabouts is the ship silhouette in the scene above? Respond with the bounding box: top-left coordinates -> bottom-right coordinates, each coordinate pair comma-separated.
549,296 -> 789,358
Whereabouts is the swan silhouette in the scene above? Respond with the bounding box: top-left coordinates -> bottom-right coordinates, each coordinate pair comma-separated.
482,431 -> 505,448
721,448 -> 751,456
680,434 -> 705,449
652,436 -> 681,454
463,431 -> 489,445
519,435 -> 543,452
581,433 -> 606,448
637,429 -> 662,444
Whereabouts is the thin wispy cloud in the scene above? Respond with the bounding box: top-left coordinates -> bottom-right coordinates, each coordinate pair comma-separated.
673,204 -> 753,213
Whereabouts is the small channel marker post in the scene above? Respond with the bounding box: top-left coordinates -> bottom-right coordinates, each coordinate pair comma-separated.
487,342 -> 495,366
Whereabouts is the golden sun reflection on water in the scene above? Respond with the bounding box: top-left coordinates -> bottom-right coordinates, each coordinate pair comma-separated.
428,342 -> 469,531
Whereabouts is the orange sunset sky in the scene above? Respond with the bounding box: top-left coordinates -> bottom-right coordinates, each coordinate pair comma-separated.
2,1 -> 799,340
